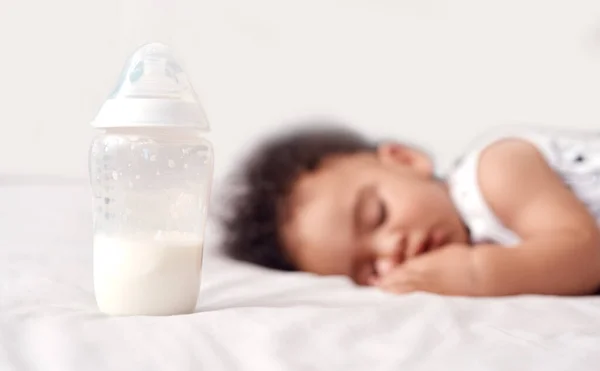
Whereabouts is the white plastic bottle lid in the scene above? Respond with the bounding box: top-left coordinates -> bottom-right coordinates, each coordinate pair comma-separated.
91,42 -> 209,130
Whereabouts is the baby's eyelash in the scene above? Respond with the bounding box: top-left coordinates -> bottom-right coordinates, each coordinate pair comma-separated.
376,199 -> 387,227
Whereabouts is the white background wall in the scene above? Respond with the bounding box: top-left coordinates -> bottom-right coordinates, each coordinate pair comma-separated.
1,0 -> 600,181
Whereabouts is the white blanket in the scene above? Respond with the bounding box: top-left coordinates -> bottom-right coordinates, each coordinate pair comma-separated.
1,180 -> 600,371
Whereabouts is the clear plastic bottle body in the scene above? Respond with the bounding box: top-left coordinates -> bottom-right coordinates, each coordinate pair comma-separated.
89,128 -> 213,316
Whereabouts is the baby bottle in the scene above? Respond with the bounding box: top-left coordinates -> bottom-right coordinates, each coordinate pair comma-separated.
89,43 -> 213,316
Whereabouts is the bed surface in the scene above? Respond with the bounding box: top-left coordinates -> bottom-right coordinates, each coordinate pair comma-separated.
1,180 -> 600,371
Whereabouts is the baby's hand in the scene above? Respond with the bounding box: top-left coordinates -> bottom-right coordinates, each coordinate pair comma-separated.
376,244 -> 481,296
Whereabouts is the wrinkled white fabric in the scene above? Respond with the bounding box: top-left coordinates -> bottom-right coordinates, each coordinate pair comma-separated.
1,180 -> 600,371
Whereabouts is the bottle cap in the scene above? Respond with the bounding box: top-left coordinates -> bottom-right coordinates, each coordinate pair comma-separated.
92,42 -> 209,130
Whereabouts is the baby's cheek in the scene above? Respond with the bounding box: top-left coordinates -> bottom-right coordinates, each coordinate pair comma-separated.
392,197 -> 429,225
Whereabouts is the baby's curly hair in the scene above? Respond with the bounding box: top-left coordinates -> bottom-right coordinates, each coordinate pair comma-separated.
221,123 -> 376,271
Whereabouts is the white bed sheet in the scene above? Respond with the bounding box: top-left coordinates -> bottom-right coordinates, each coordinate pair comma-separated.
1,180 -> 600,371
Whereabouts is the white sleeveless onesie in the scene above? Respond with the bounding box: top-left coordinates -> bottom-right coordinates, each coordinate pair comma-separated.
446,125 -> 600,246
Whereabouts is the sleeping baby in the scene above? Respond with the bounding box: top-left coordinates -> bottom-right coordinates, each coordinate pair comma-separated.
221,123 -> 600,296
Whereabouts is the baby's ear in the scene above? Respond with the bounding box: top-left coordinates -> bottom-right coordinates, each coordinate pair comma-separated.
377,143 -> 433,177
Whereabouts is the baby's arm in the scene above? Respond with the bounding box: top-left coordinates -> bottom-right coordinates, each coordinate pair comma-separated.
470,138 -> 600,296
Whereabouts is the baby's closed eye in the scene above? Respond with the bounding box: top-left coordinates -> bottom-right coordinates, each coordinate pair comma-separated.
356,187 -> 387,232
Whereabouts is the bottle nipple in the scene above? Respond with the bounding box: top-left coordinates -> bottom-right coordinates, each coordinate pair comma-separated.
92,42 -> 209,129
114,43 -> 192,100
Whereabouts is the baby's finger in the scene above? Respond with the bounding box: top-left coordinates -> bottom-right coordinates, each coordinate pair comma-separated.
375,258 -> 395,276
377,269 -> 412,288
378,281 -> 418,295
378,266 -> 413,286
366,275 -> 381,286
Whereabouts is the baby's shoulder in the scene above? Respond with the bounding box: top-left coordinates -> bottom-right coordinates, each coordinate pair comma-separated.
467,124 -> 553,155
446,125 -> 599,245
447,127 -> 568,243
450,125 -> 559,173
451,132 -> 551,203
476,138 -> 551,214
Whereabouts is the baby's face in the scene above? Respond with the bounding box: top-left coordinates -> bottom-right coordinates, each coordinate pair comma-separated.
281,144 -> 469,285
